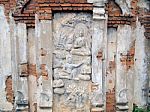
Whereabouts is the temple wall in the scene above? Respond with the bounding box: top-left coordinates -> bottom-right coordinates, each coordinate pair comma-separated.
0,0 -> 150,111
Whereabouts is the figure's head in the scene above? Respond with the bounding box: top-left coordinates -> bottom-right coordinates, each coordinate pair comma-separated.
66,55 -> 72,63
79,29 -> 84,37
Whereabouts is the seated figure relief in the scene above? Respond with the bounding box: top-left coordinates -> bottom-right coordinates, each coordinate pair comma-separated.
74,30 -> 85,49
71,28 -> 91,56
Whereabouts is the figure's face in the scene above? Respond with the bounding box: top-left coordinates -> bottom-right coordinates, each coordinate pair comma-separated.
67,57 -> 72,63
79,30 -> 84,37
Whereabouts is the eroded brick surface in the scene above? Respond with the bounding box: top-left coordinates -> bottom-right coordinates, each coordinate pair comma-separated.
108,61 -> 116,74
5,76 -> 14,104
11,0 -> 92,27
140,13 -> 150,39
28,64 -> 37,77
97,50 -> 103,61
120,41 -> 135,70
0,0 -> 16,19
20,63 -> 28,77
106,0 -> 136,28
131,0 -> 139,15
41,64 -> 48,80
106,89 -> 116,112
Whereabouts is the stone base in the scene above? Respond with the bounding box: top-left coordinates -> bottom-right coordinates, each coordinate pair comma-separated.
116,103 -> 129,112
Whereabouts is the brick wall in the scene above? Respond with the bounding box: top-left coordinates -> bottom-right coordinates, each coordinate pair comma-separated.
0,0 -> 16,19
37,0 -> 87,3
5,76 -> 14,104
11,0 -> 92,27
140,13 -> 150,39
106,0 -> 136,28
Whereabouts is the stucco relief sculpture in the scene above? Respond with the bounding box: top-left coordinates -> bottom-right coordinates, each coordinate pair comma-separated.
16,91 -> 28,111
64,83 -> 90,109
62,54 -> 83,80
39,93 -> 51,108
53,13 -> 92,111
71,27 -> 91,56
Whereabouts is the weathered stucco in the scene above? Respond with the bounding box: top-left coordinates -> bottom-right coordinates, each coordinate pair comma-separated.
0,6 -> 13,111
0,0 -> 150,111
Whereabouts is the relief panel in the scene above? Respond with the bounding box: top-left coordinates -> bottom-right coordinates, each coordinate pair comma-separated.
53,13 -> 92,112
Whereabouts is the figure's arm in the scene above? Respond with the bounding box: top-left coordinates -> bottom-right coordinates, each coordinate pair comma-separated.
72,63 -> 83,68
62,64 -> 67,72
